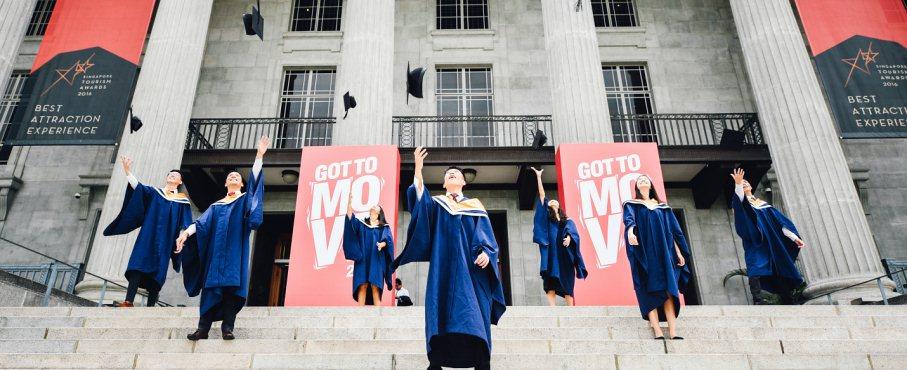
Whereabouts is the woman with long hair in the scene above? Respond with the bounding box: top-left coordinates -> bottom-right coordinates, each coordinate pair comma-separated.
730,168 -> 806,304
530,167 -> 588,306
623,174 -> 691,340
344,193 -> 395,306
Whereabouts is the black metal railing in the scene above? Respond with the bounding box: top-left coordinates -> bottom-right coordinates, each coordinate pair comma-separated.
818,265 -> 906,305
185,117 -> 335,150
883,259 -> 907,294
0,237 -> 172,307
393,115 -> 553,148
611,113 -> 764,146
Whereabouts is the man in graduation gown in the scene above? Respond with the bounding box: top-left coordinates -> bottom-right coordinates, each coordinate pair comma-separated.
176,136 -> 269,340
394,146 -> 507,370
730,168 -> 806,304
103,156 -> 192,307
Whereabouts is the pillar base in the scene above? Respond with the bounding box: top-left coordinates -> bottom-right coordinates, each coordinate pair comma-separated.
802,274 -> 897,305
75,278 -> 129,305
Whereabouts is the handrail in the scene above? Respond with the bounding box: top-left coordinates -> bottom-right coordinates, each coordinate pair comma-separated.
818,265 -> 907,305
0,237 -> 173,307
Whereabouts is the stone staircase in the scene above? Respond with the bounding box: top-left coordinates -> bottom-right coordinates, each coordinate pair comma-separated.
0,305 -> 905,369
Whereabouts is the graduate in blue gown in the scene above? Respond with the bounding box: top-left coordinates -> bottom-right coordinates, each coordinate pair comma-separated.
623,174 -> 691,340
529,167 -> 588,306
343,192 -> 395,306
177,136 -> 269,341
103,156 -> 193,307
730,168 -> 806,305
394,146 -> 506,370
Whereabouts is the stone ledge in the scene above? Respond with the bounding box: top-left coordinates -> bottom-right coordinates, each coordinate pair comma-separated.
430,29 -> 496,51
280,31 -> 343,53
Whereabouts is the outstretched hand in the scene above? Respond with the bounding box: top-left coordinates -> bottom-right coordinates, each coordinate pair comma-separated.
730,168 -> 745,185
121,156 -> 133,173
414,146 -> 427,171
257,136 -> 271,157
530,166 -> 543,177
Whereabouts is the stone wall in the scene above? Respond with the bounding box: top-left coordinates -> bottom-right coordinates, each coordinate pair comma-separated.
844,140 -> 907,261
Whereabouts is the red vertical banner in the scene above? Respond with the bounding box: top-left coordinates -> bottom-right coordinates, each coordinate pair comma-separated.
556,143 -> 671,305
285,146 -> 400,306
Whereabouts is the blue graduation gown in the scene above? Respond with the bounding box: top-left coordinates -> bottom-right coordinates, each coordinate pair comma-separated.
103,183 -> 192,292
182,168 -> 264,321
731,194 -> 804,293
343,216 -> 395,303
394,185 -> 507,368
532,197 -> 588,297
622,200 -> 692,321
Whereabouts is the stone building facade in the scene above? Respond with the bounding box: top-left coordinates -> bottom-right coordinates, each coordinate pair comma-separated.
0,0 -> 902,307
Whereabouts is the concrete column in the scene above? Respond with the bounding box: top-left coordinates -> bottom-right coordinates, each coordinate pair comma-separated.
76,0 -> 214,302
0,0 -> 36,97
332,0 -> 395,145
729,0 -> 893,302
540,0 -> 613,144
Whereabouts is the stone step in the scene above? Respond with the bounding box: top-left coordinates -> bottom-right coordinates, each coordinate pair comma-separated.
10,325 -> 903,341
0,353 -> 897,370
1,315 -> 896,331
3,339 -> 906,357
2,305 -> 904,318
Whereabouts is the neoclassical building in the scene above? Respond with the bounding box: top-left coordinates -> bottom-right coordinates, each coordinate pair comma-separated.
0,0 -> 903,306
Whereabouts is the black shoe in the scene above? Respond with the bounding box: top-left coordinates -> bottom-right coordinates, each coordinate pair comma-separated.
670,336 -> 684,340
187,329 -> 208,341
222,330 -> 235,340
654,336 -> 665,340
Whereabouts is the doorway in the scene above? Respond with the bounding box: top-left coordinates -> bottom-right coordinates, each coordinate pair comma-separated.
248,213 -> 294,306
487,211 -> 512,305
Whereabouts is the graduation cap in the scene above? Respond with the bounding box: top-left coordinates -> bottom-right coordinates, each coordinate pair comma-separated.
342,91 -> 357,119
531,129 -> 547,149
242,0 -> 264,40
406,62 -> 426,104
128,107 -> 143,133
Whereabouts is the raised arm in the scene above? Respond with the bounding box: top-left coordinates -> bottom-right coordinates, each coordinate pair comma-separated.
253,136 -> 269,178
731,168 -> 745,201
121,156 -> 139,188
530,167 -> 545,201
413,146 -> 427,199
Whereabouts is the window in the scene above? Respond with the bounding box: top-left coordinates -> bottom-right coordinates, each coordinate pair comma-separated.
279,69 -> 336,147
436,67 -> 494,147
436,0 -> 488,30
0,72 -> 28,163
591,0 -> 638,28
290,0 -> 343,32
26,0 -> 56,37
602,65 -> 655,142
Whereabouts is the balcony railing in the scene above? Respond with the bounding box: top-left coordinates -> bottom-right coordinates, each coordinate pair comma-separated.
185,117 -> 335,150
184,113 -> 763,151
611,113 -> 764,146
393,115 -> 553,148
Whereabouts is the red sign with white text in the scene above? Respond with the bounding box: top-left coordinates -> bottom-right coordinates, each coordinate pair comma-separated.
556,143 -> 671,305
285,146 -> 400,306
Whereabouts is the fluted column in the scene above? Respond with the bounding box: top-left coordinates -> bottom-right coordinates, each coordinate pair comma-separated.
541,0 -> 613,144
76,0 -> 214,302
332,0 -> 395,145
0,0 -> 36,98
729,0 -> 892,301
